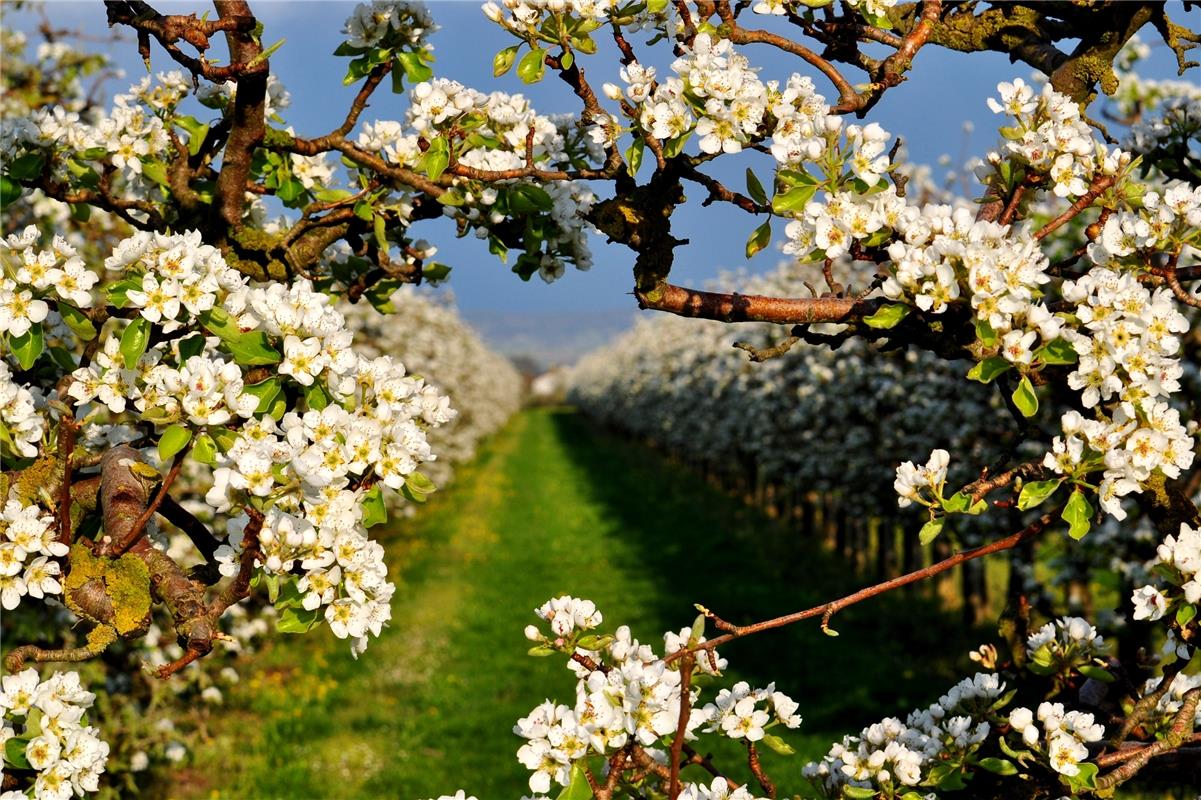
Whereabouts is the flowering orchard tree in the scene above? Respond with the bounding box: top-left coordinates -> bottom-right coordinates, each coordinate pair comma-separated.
1,0 -> 1200,798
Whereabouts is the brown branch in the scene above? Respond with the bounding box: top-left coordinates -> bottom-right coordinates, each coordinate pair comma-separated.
113,451 -> 186,556
56,417 -> 79,545
746,741 -> 777,799
1034,175 -> 1116,241
637,283 -> 876,325
210,0 -> 268,236
104,1 -> 256,82
1097,686 -> 1201,789
673,514 -> 1052,661
668,656 -> 694,799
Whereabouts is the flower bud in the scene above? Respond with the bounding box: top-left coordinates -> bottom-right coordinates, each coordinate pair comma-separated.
524,624 -> 542,641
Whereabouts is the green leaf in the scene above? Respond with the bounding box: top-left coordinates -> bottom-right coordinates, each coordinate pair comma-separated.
423,261 -> 452,282
1017,479 -> 1062,511
1064,762 -> 1098,791
493,44 -> 521,76
365,277 -> 403,313
401,482 -> 429,504
517,48 -> 546,84
1176,603 -> 1196,627
436,188 -> 465,206
423,136 -> 450,180
647,0 -> 669,11
527,644 -> 556,657
1036,337 -> 1078,366
1078,664 -> 1115,683
70,202 -> 91,222
120,317 -> 151,369
276,606 -> 323,633
58,304 -> 97,341
575,633 -> 614,651
8,325 -> 44,370
176,333 -> 206,362
559,49 -> 574,70
373,212 -> 388,250
158,424 -> 192,462
625,138 -> 644,176
4,736 -> 31,769
966,356 -> 1011,384
1012,375 -> 1039,417
761,733 -> 796,756
509,183 -> 554,214
396,51 -> 433,83
242,377 -> 283,415
975,318 -> 997,347
198,307 -> 242,340
304,381 -> 333,411
557,764 -> 592,800
191,433 -> 217,466
361,486 -> 387,528
140,159 -> 169,186
663,131 -> 691,159
919,517 -> 945,545
105,276 -> 142,308
771,183 -> 817,214
941,491 -> 988,516
405,471 -> 436,495
976,757 -> 1017,776
843,788 -> 877,799
0,175 -> 21,207
745,220 -> 771,259
863,303 -> 910,330
276,177 -> 306,206
223,331 -> 281,366
7,151 -> 45,180
745,168 -> 767,205
1062,490 -> 1093,540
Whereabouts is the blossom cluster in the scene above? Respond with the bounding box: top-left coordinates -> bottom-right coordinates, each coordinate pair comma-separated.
893,448 -> 950,509
1129,522 -> 1201,623
0,499 -> 65,611
513,596 -> 794,796
1006,702 -> 1104,777
354,78 -> 596,282
803,672 -> 1006,796
342,0 -> 435,49
0,670 -> 110,800
1050,268 -> 1193,518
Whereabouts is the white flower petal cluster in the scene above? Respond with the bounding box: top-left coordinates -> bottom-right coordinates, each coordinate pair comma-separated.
1129,522 -> 1201,623
672,34 -> 765,155
339,286 -> 523,488
1025,616 -> 1105,661
803,673 -> 1003,796
679,776 -> 767,800
1,229 -> 96,331
0,361 -> 44,459
355,79 -> 596,282
516,601 -> 748,795
1006,702 -> 1104,777
698,680 -> 801,741
1053,268 -> 1193,518
893,449 -> 950,509
1140,672 -> 1201,733
987,78 -> 1124,199
0,670 -> 109,800
0,499 -> 67,610
342,1 -> 434,49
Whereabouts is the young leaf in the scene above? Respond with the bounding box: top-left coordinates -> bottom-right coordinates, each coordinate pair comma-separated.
191,433 -> 217,466
1035,337 -> 1078,366
745,167 -> 767,205
863,303 -> 910,330
1017,479 -> 1062,511
919,517 -> 945,545
771,183 -> 817,214
1012,375 -> 1038,417
120,317 -> 151,369
361,486 -> 387,528
493,45 -> 520,76
745,220 -> 771,258
158,424 -> 193,462
966,356 -> 1010,384
761,733 -> 796,756
1062,490 -> 1093,540
276,606 -> 323,633
975,757 -> 1017,776
396,50 -> 433,83
8,326 -> 44,370
57,304 -> 97,341
517,48 -> 546,84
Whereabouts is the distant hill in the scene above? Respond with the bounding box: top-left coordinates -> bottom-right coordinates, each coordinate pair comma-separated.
461,308 -> 636,371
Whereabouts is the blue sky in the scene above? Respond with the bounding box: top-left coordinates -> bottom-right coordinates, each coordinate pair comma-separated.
10,2 -> 1188,319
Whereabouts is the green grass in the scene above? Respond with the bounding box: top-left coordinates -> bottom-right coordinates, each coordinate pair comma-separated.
171,409 -> 998,799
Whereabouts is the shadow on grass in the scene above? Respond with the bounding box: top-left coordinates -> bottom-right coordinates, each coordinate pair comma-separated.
548,408 -> 985,736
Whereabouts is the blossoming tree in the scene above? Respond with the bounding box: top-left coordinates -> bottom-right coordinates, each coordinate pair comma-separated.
2,1 -> 1200,798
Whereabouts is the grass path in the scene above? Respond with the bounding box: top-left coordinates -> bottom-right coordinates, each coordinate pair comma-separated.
181,409 -> 978,799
